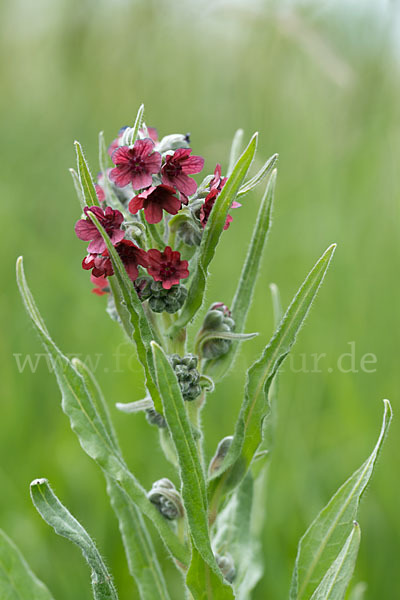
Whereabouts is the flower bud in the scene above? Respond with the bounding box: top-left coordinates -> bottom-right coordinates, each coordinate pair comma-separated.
208,436 -> 233,476
215,553 -> 236,583
147,478 -> 184,520
198,303 -> 236,359
135,279 -> 187,314
156,134 -> 190,153
169,353 -> 202,401
145,408 -> 167,429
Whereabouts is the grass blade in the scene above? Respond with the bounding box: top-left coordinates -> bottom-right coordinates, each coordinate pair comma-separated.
290,399 -> 392,600
30,479 -> 118,600
168,133 -> 258,338
310,523 -> 361,600
0,529 -> 54,600
208,244 -> 336,516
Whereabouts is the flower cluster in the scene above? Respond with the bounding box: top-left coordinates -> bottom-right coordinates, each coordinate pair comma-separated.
74,124 -> 240,311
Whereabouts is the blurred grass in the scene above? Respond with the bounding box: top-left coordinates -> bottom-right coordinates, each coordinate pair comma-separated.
1,1 -> 399,598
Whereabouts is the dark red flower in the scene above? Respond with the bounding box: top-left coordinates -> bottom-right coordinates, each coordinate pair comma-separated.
129,184 -> 182,224
95,183 -> 105,203
75,206 -> 125,253
91,274 -> 109,296
110,139 -> 162,190
82,252 -> 113,278
210,163 -> 227,192
161,148 -> 204,196
82,240 -> 148,282
199,189 -> 241,231
146,246 -> 189,290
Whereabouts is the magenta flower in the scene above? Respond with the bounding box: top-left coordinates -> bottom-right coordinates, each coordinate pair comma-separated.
75,206 -> 125,253
147,246 -> 189,289
129,184 -> 182,224
110,139 -> 162,190
199,189 -> 241,231
161,148 -> 204,196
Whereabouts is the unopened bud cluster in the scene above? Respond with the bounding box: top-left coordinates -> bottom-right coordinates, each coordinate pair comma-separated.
147,478 -> 184,520
201,303 -> 235,358
169,353 -> 201,401
135,276 -> 188,314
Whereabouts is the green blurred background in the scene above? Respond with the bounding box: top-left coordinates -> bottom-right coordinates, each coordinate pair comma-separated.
1,0 -> 399,597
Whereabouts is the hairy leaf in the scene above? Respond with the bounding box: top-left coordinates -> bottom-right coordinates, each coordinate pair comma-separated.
121,104 -> 145,147
204,169 -> 276,381
151,342 -> 234,599
16,257 -> 189,567
74,140 -> 100,207
237,153 -> 278,198
31,479 -> 118,600
310,523 -> 361,600
227,128 -> 244,176
290,400 -> 392,600
208,244 -> 336,516
0,529 -> 54,600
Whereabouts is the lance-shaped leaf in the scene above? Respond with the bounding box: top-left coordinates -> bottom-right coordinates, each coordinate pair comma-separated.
30,479 -> 118,600
106,478 -> 172,600
168,133 -> 258,338
212,472 -> 263,600
151,341 -> 234,598
98,132 -> 129,217
227,128 -> 244,176
237,153 -> 278,198
208,244 -> 336,516
0,528 -> 54,600
16,257 -> 189,567
309,522 -> 361,600
74,140 -> 100,207
72,359 -> 171,600
204,170 -> 276,381
121,104 -> 145,147
69,167 -> 86,210
88,212 -> 163,414
290,399 -> 392,600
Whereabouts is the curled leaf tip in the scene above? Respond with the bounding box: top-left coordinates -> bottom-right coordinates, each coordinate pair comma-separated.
30,478 -> 48,487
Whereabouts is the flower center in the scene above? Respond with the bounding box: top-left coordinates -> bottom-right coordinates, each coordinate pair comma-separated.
128,156 -> 145,174
160,263 -> 175,278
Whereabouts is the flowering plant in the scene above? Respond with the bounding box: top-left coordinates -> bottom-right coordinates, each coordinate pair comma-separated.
9,105 -> 391,599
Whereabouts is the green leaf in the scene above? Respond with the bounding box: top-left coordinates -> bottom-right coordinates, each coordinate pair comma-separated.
70,359 -> 172,600
151,342 -> 234,599
0,528 -> 54,600
290,399 -> 392,600
169,133 -> 258,338
348,582 -> 367,600
309,522 -> 361,600
69,167 -> 85,210
88,212 -> 163,414
204,169 -> 276,381
121,104 -> 145,147
227,128 -> 244,176
106,478 -> 172,600
208,243 -> 336,516
212,472 -> 263,600
16,257 -> 189,567
98,132 -> 129,216
74,140 -> 100,207
237,153 -> 278,198
30,479 -> 118,600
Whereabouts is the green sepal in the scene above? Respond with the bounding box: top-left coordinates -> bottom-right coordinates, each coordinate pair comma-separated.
30,479 -> 118,600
